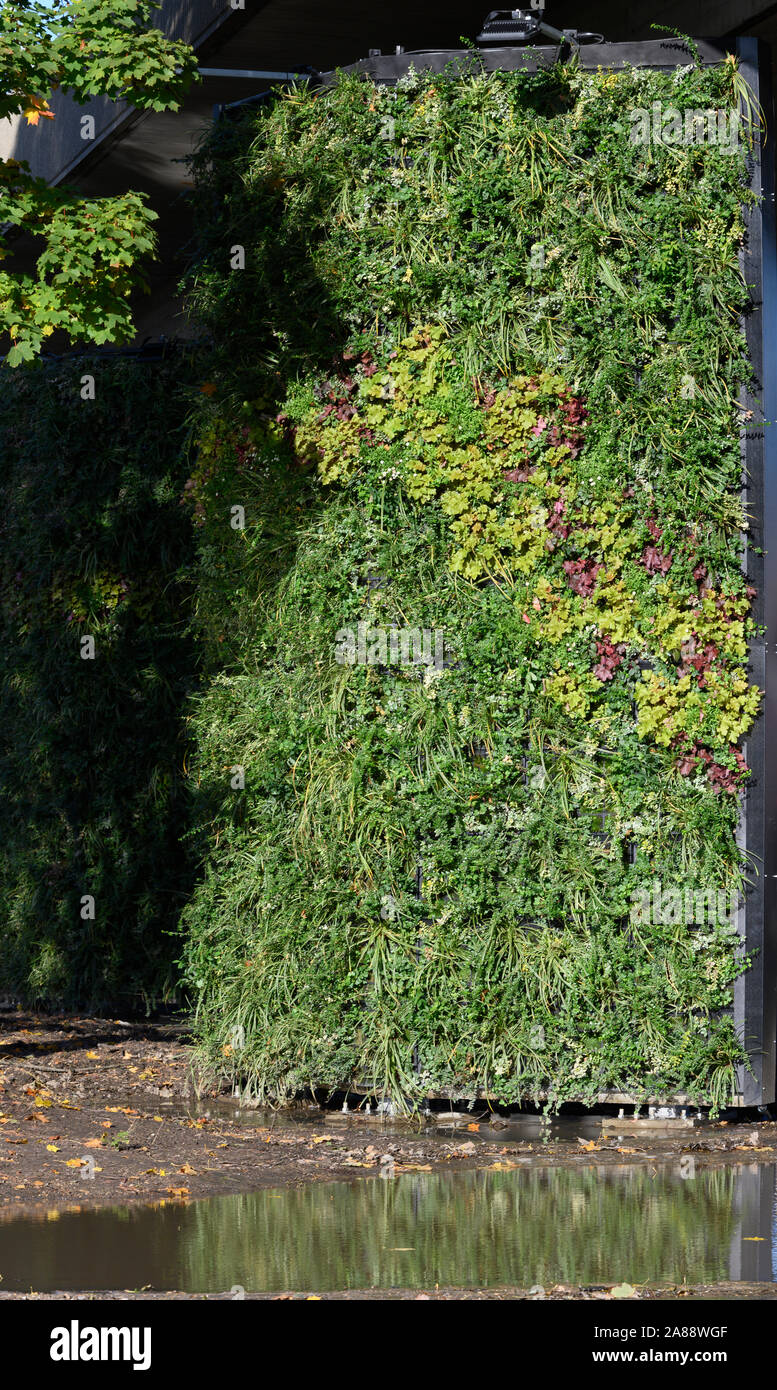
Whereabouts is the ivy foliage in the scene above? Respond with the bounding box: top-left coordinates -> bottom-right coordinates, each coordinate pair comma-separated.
180,57 -> 761,1109
0,357 -> 198,1009
0,0 -> 198,364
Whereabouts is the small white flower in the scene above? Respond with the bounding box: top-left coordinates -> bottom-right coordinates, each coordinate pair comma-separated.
396,65 -> 421,92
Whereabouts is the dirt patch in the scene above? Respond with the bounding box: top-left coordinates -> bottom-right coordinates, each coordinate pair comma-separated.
1,1008 -> 776,1214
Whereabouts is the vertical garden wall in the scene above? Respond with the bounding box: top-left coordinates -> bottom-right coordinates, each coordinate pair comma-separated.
179,38 -> 773,1110
0,355 -> 198,1010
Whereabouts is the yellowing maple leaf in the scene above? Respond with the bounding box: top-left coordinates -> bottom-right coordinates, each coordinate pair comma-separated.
22,98 -> 55,126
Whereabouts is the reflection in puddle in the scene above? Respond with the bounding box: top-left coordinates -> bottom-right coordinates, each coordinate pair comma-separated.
0,1163 -> 775,1293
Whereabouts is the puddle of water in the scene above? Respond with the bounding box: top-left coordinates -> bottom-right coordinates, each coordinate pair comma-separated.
0,1163 -> 775,1294
153,1096 -> 699,1147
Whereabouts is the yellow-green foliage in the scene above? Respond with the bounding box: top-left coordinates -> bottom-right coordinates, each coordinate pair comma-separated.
297,326 -> 567,579
292,327 -> 759,762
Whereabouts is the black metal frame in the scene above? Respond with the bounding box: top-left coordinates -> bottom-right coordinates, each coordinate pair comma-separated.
735,37 -> 777,1107
320,36 -> 738,85
316,35 -> 777,1106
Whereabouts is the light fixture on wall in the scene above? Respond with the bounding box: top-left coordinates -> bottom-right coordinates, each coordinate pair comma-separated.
476,7 -> 604,47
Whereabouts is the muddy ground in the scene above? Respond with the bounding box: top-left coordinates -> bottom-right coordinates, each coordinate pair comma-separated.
2,1009 -> 777,1301
1,1007 -> 776,1219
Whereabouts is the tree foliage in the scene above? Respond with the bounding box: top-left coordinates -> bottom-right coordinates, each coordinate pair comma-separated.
0,0 -> 198,364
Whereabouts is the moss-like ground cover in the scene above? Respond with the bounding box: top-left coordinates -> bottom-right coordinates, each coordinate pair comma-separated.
180,55 -> 762,1109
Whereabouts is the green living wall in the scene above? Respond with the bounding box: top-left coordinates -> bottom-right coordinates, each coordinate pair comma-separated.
0,357 -> 197,1009
180,54 -> 761,1109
